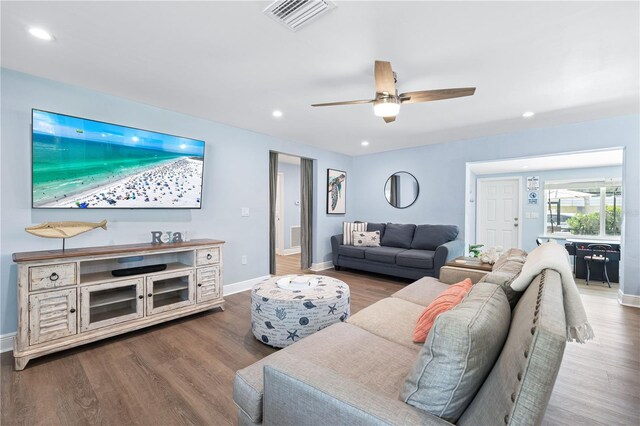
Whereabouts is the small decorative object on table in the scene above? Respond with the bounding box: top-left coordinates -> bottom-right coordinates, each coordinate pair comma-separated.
480,246 -> 503,264
468,244 -> 484,258
25,220 -> 107,251
151,231 -> 185,244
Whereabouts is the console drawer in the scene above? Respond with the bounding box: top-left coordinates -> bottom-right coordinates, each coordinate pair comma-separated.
196,247 -> 220,266
29,263 -> 77,291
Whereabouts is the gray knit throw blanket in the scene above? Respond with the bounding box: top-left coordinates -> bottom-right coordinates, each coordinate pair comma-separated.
511,241 -> 595,343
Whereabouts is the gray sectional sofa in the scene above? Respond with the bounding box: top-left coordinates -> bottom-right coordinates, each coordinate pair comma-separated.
234,249 -> 573,425
331,223 -> 464,279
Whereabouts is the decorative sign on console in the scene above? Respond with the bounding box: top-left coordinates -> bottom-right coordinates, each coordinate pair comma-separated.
151,231 -> 185,244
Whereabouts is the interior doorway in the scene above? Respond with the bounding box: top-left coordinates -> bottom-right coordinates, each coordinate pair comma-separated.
465,148 -> 625,297
275,172 -> 285,256
269,152 -> 312,275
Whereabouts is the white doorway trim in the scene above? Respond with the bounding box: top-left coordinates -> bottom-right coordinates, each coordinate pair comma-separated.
275,172 -> 285,256
475,176 -> 523,249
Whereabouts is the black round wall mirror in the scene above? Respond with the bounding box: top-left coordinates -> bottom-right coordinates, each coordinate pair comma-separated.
384,171 -> 419,209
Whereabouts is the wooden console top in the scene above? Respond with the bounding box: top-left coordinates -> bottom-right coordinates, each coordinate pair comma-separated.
13,239 -> 225,263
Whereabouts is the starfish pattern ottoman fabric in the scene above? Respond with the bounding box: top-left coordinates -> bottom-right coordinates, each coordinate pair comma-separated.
251,275 -> 351,347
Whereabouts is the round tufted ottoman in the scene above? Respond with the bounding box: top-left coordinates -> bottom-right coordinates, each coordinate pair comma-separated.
251,275 -> 350,348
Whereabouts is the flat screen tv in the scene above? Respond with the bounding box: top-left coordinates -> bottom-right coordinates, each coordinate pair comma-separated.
32,109 -> 205,209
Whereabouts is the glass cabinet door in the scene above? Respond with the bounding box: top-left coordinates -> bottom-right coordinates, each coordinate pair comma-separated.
146,271 -> 195,315
80,278 -> 144,332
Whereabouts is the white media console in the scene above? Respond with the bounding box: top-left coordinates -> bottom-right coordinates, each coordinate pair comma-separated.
12,239 -> 225,370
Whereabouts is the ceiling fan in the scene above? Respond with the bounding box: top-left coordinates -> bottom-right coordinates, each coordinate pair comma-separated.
311,60 -> 476,123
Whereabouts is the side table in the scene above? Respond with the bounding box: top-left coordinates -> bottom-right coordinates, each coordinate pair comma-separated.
440,256 -> 493,284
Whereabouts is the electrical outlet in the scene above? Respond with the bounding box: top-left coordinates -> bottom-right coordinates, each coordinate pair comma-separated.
241,255 -> 247,265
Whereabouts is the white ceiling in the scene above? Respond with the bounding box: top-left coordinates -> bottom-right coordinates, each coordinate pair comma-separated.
469,149 -> 624,175
1,1 -> 638,156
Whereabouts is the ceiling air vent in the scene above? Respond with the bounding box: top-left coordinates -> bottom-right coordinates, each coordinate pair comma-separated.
264,0 -> 336,32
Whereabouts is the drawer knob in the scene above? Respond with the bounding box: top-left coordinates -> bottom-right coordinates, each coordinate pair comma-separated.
138,295 -> 144,299
206,254 -> 212,260
69,308 -> 76,313
50,272 -> 59,281
198,283 -> 202,287
148,293 -> 153,298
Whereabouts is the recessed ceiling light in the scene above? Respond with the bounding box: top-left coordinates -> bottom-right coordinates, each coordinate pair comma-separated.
522,111 -> 535,118
361,141 -> 369,147
28,27 -> 54,41
272,110 -> 283,118
522,165 -> 529,169
131,136 -> 139,142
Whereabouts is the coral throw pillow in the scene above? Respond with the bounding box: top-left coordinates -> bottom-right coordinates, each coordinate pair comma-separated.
413,278 -> 473,343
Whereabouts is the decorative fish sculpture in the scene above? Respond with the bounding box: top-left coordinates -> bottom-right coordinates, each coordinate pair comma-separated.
25,220 -> 107,239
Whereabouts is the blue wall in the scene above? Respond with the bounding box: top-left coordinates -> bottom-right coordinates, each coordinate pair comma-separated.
2,67 -> 638,337
351,115 -> 639,297
277,161 -> 301,250
0,69 -> 354,335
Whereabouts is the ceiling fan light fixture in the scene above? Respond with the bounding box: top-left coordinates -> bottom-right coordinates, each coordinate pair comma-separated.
373,97 -> 400,117
28,27 -> 54,41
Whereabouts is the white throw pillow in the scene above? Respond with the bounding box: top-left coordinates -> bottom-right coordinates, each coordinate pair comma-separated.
343,222 -> 367,245
352,231 -> 381,247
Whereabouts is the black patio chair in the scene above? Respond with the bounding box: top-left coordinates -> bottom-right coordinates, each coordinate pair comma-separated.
584,244 -> 613,288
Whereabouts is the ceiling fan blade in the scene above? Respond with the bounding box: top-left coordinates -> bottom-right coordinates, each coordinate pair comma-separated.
375,60 -> 396,95
399,87 -> 476,104
383,116 -> 396,123
311,99 -> 375,107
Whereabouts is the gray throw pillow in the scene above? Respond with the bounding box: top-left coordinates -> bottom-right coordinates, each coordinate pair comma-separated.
381,223 -> 416,249
400,283 -> 511,423
411,224 -> 459,250
480,248 -> 528,309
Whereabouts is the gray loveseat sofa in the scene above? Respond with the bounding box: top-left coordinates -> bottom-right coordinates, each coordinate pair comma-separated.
234,249 -> 572,425
331,223 -> 464,279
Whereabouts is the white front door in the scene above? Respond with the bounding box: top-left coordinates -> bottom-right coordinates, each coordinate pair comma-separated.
476,178 -> 520,249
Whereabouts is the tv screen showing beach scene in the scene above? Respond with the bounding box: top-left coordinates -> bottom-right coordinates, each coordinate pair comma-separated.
32,109 -> 205,209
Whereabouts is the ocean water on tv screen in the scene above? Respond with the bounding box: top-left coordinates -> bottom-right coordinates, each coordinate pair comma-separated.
32,110 -> 205,209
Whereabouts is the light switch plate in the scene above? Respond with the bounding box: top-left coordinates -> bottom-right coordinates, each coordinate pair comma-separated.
241,208 -> 250,217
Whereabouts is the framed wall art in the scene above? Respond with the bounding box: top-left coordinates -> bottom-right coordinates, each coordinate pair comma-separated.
327,168 -> 346,214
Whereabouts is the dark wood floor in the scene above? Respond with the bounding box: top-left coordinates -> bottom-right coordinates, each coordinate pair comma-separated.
1,269 -> 638,426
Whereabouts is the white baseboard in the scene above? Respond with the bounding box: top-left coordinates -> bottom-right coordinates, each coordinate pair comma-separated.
0,332 -> 16,354
223,275 -> 271,296
283,247 -> 301,256
618,290 -> 640,308
310,261 -> 333,272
